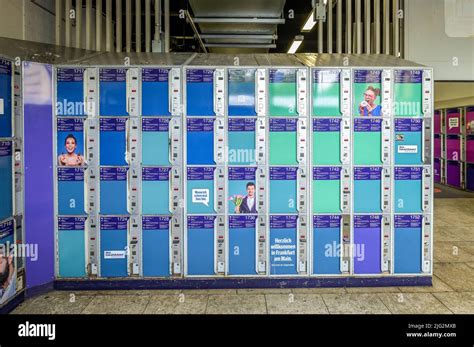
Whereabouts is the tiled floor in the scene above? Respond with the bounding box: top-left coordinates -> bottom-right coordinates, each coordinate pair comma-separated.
11,198 -> 474,314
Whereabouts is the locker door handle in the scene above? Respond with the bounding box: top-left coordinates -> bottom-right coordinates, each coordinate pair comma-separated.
168,69 -> 173,115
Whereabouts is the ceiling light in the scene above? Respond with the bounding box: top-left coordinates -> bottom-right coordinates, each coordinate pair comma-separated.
288,35 -> 304,54
302,10 -> 317,32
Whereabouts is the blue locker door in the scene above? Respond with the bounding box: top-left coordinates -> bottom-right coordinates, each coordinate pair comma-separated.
395,167 -> 423,213
228,215 -> 257,275
142,216 -> 170,277
228,69 -> 256,116
228,167 -> 257,214
142,68 -> 171,116
354,167 -> 382,213
353,215 -> 382,274
100,118 -> 127,166
0,141 -> 13,220
57,118 -> 85,166
187,216 -> 215,275
99,68 -> 128,116
228,118 -> 256,165
142,167 -> 170,215
395,119 -> 423,165
312,215 -> 342,275
100,216 -> 129,277
186,118 -> 215,165
186,69 -> 214,116
187,167 -> 215,214
394,215 -> 422,273
100,167 -> 128,215
270,167 -> 298,213
142,118 -> 171,166
57,168 -> 85,215
0,59 -> 12,137
270,215 -> 298,275
58,217 -> 86,277
56,68 -> 85,117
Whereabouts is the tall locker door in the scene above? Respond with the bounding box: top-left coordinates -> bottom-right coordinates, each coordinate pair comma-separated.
142,216 -> 170,277
394,167 -> 423,213
142,167 -> 170,215
0,59 -> 12,137
99,68 -> 128,116
57,216 -> 86,277
57,118 -> 85,167
0,219 -> 15,301
394,70 -> 422,117
269,69 -> 298,117
353,215 -> 382,274
269,167 -> 298,213
56,67 -> 86,117
186,118 -> 215,165
99,118 -> 127,166
466,164 -> 474,191
100,167 -> 128,215
0,141 -> 13,220
269,118 -> 298,165
187,167 -> 215,214
353,70 -> 382,117
228,118 -> 256,165
394,215 -> 422,274
354,118 -> 382,165
187,216 -> 216,275
312,167 -> 341,213
466,137 -> 474,163
186,69 -> 215,116
228,167 -> 257,214
228,69 -> 257,116
446,161 -> 462,188
446,108 -> 461,135
142,68 -> 171,116
312,69 -> 342,117
446,136 -> 461,161
312,215 -> 342,275
269,215 -> 298,275
313,118 -> 341,165
228,215 -> 257,275
57,168 -> 85,215
354,167 -> 382,213
142,118 -> 171,166
395,119 -> 423,165
100,216 -> 129,277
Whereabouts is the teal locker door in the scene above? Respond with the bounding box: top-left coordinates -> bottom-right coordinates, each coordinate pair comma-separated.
269,118 -> 298,165
354,167 -> 382,213
57,216 -> 86,278
269,215 -> 298,275
312,69 -> 342,117
142,216 -> 170,277
312,215 -> 342,275
394,215 -> 422,274
394,167 -> 423,213
394,70 -> 423,117
142,118 -> 171,166
187,215 -> 216,275
142,167 -> 170,215
228,68 -> 257,116
228,167 -> 257,214
0,141 -> 13,220
187,167 -> 215,214
57,167 -> 85,215
56,118 -> 85,167
354,118 -> 382,165
100,216 -> 129,277
313,118 -> 341,165
312,167 -> 341,213
228,118 -> 256,165
269,69 -> 298,116
395,118 -> 423,165
270,167 -> 298,213
353,69 -> 382,117
228,215 -> 257,275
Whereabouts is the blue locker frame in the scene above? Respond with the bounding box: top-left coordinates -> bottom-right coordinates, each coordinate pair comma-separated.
141,117 -> 171,166
186,69 -> 215,116
186,118 -> 215,165
0,58 -> 12,137
186,167 -> 215,214
186,215 -> 215,276
142,216 -> 170,277
142,167 -> 170,215
141,68 -> 171,116
99,117 -> 127,166
394,215 -> 423,274
269,215 -> 298,275
100,167 -> 128,215
312,215 -> 342,275
56,67 -> 86,117
228,68 -> 257,116
395,118 -> 423,165
228,215 -> 257,275
100,216 -> 129,277
99,68 -> 128,116
57,167 -> 85,215
57,216 -> 86,278
394,167 -> 423,213
269,167 -> 298,214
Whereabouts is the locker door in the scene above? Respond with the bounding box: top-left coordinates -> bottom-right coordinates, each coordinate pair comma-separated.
186,118 -> 215,165
353,215 -> 382,274
312,69 -> 342,117
100,167 -> 128,215
142,118 -> 171,166
313,118 -> 341,165
394,118 -> 423,165
394,70 -> 422,117
187,167 -> 215,214
57,118 -> 85,167
187,216 -> 215,275
434,110 -> 441,134
0,141 -> 13,220
142,68 -> 171,116
228,118 -> 256,165
394,215 -> 422,274
56,68 -> 85,117
354,167 -> 382,213
100,216 -> 129,277
228,167 -> 257,214
353,70 -> 382,117
466,164 -> 474,191
466,107 -> 474,135
434,135 -> 442,159
100,118 -> 127,166
99,68 -> 127,116
142,216 -> 170,277
186,69 -> 214,116
434,158 -> 441,184
228,215 -> 257,275
57,216 -> 86,277
312,167 -> 341,213
269,215 -> 298,275
228,69 -> 257,116
354,118 -> 382,165
312,215 -> 342,275
467,137 -> 474,163
446,109 -> 461,135
446,161 -> 461,188
446,136 -> 461,161
270,167 -> 298,213
0,59 -> 12,137
142,167 -> 170,215
57,168 -> 85,215
269,69 -> 298,117
269,118 -> 298,165
394,167 -> 423,213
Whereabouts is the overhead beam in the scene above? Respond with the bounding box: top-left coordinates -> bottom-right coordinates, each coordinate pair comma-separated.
193,18 -> 285,24
204,43 -> 277,48
200,34 -> 277,40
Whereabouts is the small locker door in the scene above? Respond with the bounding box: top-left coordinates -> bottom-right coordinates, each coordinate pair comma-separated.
269,167 -> 298,213
57,167 -> 85,215
434,135 -> 442,159
466,137 -> 474,163
353,70 -> 382,117
187,215 -> 216,275
434,158 -> 441,184
466,164 -> 474,191
57,216 -> 86,277
446,108 -> 461,135
186,69 -> 214,116
312,215 -> 342,275
434,110 -> 441,134
0,58 -> 12,137
394,167 -> 423,213
57,118 -> 85,167
100,216 -> 129,277
446,136 -> 461,161
142,216 -> 170,277
446,161 -> 462,188
312,69 -> 342,117
354,167 -> 382,213
228,167 -> 257,214
228,118 -> 256,165
353,215 -> 382,274
312,118 -> 341,165
0,141 -> 13,220
100,167 -> 128,215
312,166 -> 341,213
269,215 -> 298,275
56,68 -> 86,117
354,118 -> 382,165
394,215 -> 422,274
394,70 -> 422,117
142,68 -> 171,116
187,167 -> 215,214
186,118 -> 215,165
466,107 -> 474,135
269,118 -> 298,165
99,117 -> 127,166
142,167 -> 170,215
228,215 -> 257,275
228,69 -> 257,116
99,68 -> 127,116
141,118 -> 171,166
394,118 -> 423,165
269,69 -> 298,117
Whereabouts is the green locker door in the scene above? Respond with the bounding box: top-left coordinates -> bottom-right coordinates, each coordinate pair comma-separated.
312,167 -> 341,213
394,69 -> 423,117
269,69 -> 298,117
270,118 -> 298,165
313,118 -> 341,165
354,118 -> 382,165
312,69 -> 342,117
